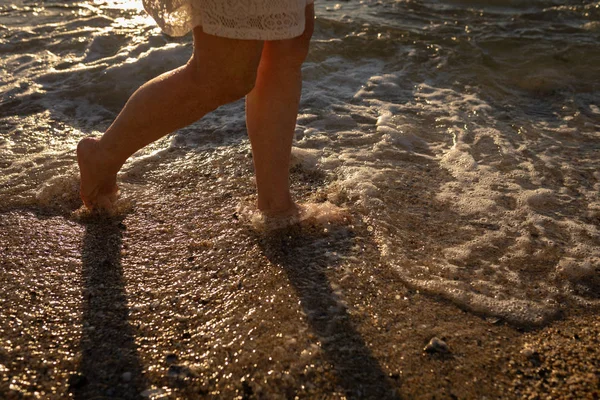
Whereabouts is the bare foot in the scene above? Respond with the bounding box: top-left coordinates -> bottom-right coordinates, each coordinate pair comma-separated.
76,137 -> 119,211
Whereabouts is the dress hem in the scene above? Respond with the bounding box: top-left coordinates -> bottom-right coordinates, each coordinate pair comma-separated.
147,0 -> 314,41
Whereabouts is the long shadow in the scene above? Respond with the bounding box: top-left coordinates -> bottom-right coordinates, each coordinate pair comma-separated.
258,224 -> 402,400
72,216 -> 146,399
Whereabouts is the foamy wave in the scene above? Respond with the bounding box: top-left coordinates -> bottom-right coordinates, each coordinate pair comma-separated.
237,201 -> 350,232
35,173 -> 81,212
303,74 -> 600,326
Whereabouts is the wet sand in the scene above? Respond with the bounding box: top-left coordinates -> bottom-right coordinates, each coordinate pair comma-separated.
1,167 -> 599,399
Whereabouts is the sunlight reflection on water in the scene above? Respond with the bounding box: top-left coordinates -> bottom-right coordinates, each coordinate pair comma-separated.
93,0 -> 144,11
91,0 -> 155,33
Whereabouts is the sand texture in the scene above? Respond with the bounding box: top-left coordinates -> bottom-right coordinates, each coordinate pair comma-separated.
1,189 -> 598,399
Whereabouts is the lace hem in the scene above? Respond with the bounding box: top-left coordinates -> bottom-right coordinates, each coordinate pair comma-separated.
143,0 -> 313,40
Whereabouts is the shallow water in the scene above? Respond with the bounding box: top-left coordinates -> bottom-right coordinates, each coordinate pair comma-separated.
1,0 -> 599,328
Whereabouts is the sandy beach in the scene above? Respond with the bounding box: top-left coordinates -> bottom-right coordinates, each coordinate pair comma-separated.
1,167 -> 598,399
1,1 -> 600,398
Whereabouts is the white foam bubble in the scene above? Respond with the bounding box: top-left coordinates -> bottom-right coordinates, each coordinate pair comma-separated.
309,76 -> 600,326
520,188 -> 557,209
237,201 -> 350,232
35,172 -> 80,211
440,144 -> 478,174
290,147 -> 322,171
556,257 -> 597,282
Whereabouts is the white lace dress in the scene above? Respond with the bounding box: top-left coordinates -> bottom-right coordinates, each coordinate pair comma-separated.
143,0 -> 314,40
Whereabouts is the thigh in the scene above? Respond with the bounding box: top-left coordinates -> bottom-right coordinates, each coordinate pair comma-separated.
189,28 -> 264,89
261,4 -> 315,69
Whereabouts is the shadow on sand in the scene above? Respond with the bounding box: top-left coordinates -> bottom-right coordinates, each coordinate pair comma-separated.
71,216 -> 146,399
257,223 -> 402,400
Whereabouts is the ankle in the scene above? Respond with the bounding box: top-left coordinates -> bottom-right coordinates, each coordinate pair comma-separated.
97,143 -> 125,174
78,137 -> 123,175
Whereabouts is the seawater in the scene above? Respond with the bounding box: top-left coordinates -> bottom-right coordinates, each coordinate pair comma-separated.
1,0 -> 599,326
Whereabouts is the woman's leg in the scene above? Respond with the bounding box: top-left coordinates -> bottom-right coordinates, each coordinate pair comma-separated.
245,4 -> 315,216
77,29 -> 264,209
